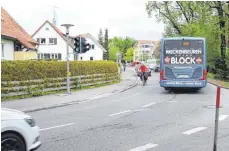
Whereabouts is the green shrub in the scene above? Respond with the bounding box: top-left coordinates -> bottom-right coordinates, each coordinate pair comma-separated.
1,60 -> 118,81
1,60 -> 119,100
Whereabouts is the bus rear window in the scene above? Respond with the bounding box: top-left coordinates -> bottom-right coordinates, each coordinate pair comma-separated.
163,40 -> 203,65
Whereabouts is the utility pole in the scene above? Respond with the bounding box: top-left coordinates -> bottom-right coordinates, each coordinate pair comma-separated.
79,35 -> 82,53
61,24 -> 74,95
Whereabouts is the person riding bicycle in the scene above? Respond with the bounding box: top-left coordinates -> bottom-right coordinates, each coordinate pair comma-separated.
139,62 -> 148,82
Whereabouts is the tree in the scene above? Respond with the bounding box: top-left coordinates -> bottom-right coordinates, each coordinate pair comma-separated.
109,46 -> 119,61
98,28 -> 103,46
103,29 -> 109,60
124,47 -> 134,62
108,37 -> 136,58
146,1 -> 229,79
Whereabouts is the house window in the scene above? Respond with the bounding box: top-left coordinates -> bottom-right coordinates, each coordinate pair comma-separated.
1,44 -> 4,58
58,53 -> 61,60
91,44 -> 95,49
41,38 -> 46,44
90,57 -> 93,60
38,54 -> 40,59
37,38 -> 40,43
49,38 -> 57,45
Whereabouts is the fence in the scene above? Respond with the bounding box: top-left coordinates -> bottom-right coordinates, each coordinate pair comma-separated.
1,72 -> 119,99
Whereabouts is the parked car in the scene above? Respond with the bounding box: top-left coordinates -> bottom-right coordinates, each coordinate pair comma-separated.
135,65 -> 151,76
1,108 -> 41,151
153,65 -> 160,72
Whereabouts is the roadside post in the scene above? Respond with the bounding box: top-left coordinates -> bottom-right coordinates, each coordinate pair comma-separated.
213,87 -> 221,151
61,24 -> 74,95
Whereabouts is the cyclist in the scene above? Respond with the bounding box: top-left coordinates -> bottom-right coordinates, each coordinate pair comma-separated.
139,62 -> 148,82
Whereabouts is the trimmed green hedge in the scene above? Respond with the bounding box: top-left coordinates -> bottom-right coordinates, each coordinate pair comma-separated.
1,60 -> 120,100
1,60 -> 118,81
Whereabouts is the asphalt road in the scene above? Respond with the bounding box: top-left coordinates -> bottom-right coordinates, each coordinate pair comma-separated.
30,71 -> 229,151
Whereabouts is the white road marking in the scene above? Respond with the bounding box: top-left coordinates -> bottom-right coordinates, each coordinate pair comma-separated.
168,101 -> 177,103
128,143 -> 158,151
142,102 -> 156,108
219,115 -> 229,121
40,123 -> 75,131
109,110 -> 131,116
182,127 -> 207,135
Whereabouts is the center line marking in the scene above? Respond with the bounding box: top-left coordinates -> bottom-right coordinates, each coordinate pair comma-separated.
142,102 -> 156,108
109,110 -> 131,116
219,115 -> 229,121
40,123 -> 75,131
182,127 -> 207,135
128,143 -> 158,151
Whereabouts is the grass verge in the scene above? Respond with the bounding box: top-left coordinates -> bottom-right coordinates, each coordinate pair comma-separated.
1,79 -> 120,101
208,73 -> 229,89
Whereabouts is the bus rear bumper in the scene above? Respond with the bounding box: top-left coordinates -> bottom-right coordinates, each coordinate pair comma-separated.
160,80 -> 207,88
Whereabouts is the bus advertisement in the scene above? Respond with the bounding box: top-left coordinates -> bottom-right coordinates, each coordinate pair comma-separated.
160,37 -> 207,90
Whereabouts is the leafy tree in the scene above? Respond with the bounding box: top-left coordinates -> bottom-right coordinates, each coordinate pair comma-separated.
109,46 -> 119,61
108,37 -> 136,58
124,47 -> 134,62
146,1 -> 229,79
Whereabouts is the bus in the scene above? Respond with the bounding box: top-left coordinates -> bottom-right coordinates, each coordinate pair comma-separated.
160,37 -> 207,90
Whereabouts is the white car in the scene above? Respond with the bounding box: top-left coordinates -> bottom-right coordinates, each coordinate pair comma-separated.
1,108 -> 41,151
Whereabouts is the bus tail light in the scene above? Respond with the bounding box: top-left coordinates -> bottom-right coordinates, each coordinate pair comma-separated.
200,69 -> 207,80
160,70 -> 167,80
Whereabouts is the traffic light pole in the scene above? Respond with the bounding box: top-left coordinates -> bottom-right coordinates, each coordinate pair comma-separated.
80,36 -> 81,53
61,24 -> 74,95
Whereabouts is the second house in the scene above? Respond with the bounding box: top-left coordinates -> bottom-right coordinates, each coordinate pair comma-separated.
32,20 -> 106,61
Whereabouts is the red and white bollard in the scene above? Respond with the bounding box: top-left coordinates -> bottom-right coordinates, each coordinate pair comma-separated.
213,87 -> 221,151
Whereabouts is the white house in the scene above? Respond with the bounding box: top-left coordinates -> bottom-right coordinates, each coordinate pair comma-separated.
32,20 -> 75,61
77,33 -> 106,61
1,7 -> 39,61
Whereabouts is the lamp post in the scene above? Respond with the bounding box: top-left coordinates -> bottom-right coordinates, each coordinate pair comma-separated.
61,24 -> 74,94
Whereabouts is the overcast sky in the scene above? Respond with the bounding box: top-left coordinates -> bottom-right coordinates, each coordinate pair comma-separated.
2,0 -> 164,40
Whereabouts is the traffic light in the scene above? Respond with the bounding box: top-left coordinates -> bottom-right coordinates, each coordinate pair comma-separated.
82,43 -> 91,53
73,37 -> 80,53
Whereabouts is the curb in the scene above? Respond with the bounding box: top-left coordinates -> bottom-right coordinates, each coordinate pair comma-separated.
23,80 -> 138,113
208,81 -> 229,90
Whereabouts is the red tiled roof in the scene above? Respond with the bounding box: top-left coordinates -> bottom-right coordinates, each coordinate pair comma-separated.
1,7 -> 38,49
137,40 -> 154,44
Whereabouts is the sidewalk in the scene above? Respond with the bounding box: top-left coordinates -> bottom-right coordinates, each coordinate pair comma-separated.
1,67 -> 137,112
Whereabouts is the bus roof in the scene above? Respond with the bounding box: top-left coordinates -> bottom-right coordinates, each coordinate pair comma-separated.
161,37 -> 205,41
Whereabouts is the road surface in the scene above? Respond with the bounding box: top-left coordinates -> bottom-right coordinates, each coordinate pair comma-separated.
30,72 -> 229,151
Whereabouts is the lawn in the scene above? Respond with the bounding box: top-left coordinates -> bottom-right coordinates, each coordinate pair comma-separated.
208,73 -> 229,89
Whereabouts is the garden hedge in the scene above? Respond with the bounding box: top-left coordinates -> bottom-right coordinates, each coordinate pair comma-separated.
1,60 -> 118,81
1,60 -> 119,100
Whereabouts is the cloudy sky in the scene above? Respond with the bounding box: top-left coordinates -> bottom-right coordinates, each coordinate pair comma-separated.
2,0 -> 164,40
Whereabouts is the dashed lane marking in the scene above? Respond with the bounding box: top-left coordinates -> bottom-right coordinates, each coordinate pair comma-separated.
142,102 -> 156,108
40,123 -> 75,131
109,110 -> 131,117
182,127 -> 207,135
219,115 -> 229,121
128,143 -> 158,151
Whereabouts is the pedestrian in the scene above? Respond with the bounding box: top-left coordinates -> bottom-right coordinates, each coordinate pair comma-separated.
123,62 -> 126,72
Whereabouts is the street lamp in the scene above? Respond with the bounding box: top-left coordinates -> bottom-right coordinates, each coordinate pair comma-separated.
61,24 -> 74,95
